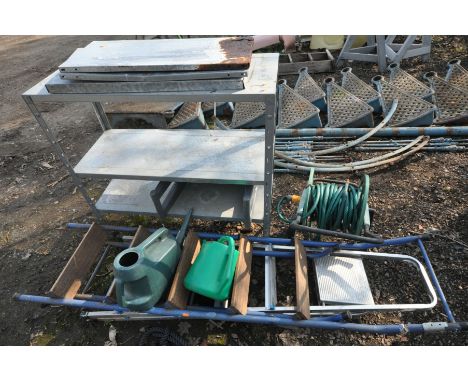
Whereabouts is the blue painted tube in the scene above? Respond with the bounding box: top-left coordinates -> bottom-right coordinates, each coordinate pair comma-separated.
275,126 -> 468,138
67,222 -> 423,250
15,294 -> 410,334
417,239 -> 456,323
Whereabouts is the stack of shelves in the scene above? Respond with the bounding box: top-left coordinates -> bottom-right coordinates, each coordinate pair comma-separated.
23,52 -> 279,233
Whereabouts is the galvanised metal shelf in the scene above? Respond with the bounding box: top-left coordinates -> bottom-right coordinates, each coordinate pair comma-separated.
96,179 -> 264,222
74,129 -> 265,185
23,53 -> 278,235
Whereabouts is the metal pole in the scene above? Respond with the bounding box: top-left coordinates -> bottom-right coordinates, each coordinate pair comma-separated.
23,96 -> 102,218
92,102 -> 112,131
417,239 -> 456,323
275,126 -> 468,138
14,293 -> 420,334
263,93 -> 277,236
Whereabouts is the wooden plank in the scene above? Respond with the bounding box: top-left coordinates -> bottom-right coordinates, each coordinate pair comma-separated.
166,231 -> 201,309
278,59 -> 334,75
294,236 -> 310,320
49,223 -> 107,298
229,237 -> 253,315
105,225 -> 150,300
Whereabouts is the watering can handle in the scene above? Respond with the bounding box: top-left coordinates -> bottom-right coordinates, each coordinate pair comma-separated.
218,236 -> 236,281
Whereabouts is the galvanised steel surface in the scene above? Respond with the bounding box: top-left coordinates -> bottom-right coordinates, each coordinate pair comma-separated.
372,75 -> 435,127
387,63 -> 433,100
59,69 -> 248,82
59,37 -> 254,73
340,67 -> 380,112
23,54 -> 279,237
325,77 -> 374,128
445,59 -> 468,91
46,72 -> 244,94
277,79 -> 321,129
73,129 -> 266,184
294,67 -> 326,111
424,71 -> 468,125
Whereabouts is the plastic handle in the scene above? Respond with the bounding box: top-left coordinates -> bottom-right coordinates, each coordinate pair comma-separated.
217,236 -> 236,281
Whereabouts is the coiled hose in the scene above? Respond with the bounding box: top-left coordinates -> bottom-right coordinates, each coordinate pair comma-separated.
277,170 -> 382,243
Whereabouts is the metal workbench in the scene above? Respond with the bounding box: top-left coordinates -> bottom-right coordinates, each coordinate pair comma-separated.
22,53 -> 279,235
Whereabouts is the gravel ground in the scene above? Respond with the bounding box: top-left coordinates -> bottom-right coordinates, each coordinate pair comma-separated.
0,35 -> 467,345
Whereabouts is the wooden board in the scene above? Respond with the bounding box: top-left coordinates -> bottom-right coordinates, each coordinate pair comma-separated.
278,50 -> 334,75
166,231 -> 201,309
294,236 -> 310,320
229,237 -> 253,315
49,223 -> 107,298
105,225 -> 150,300
58,37 -> 254,73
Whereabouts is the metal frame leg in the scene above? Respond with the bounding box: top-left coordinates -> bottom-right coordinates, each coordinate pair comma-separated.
392,35 -> 417,64
263,94 -> 276,236
92,102 -> 112,131
264,244 -> 277,310
23,95 -> 102,218
421,35 -> 432,62
376,35 -> 387,73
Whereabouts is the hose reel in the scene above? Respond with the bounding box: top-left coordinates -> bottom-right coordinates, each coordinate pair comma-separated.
277,169 -> 383,243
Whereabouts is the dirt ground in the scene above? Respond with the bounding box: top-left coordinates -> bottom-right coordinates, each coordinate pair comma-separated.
0,35 -> 467,346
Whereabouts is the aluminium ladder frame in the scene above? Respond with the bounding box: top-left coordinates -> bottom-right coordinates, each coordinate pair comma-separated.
15,223 -> 465,335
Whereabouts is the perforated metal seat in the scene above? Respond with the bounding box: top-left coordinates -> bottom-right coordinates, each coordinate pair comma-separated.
168,102 -> 206,129
387,63 -> 433,100
445,59 -> 468,91
424,71 -> 468,125
372,75 -> 435,127
229,102 -> 266,128
325,77 -> 374,128
277,80 -> 321,129
294,67 -> 326,111
340,67 -> 381,112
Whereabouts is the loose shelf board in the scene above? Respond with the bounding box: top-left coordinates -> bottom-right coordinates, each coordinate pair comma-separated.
23,54 -> 279,103
74,129 -> 265,185
58,37 -> 254,73
95,179 -> 264,222
45,72 -> 244,94
60,69 -> 248,82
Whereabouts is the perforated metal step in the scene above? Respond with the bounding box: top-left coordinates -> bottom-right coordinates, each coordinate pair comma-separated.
168,102 -> 206,129
372,75 -> 435,127
277,80 -> 321,129
424,71 -> 468,125
230,102 -> 266,128
294,67 -> 326,111
387,63 -> 433,100
340,67 -> 380,111
314,255 -> 375,305
325,77 -> 374,128
445,59 -> 468,91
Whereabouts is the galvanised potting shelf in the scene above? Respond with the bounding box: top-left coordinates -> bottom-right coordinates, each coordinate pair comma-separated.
23,53 -> 278,234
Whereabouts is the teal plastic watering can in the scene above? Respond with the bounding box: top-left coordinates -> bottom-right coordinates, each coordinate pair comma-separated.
184,236 -> 239,301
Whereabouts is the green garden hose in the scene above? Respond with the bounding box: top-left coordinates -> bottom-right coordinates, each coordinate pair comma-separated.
277,169 -> 380,243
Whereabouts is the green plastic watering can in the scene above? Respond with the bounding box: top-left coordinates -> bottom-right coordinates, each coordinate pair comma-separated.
184,236 -> 239,301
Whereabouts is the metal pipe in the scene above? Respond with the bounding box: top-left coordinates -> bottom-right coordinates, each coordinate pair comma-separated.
417,239 -> 456,323
14,293 -> 421,334
82,246 -> 111,294
66,222 -> 426,249
275,136 -> 430,172
275,126 -> 468,137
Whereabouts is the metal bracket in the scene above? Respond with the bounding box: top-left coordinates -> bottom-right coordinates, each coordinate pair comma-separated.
150,182 -> 186,217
